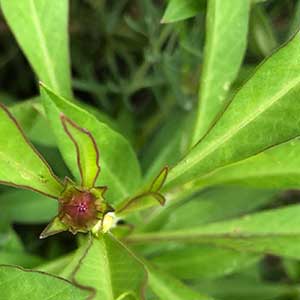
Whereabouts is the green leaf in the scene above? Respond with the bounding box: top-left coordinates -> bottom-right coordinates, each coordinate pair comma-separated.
187,137 -> 300,191
0,251 -> 43,268
0,190 -> 57,223
62,235 -> 147,300
192,0 -> 250,144
116,167 -> 168,216
195,275 -> 297,300
140,187 -> 274,280
0,226 -> 43,268
128,204 -> 300,260
151,245 -> 259,280
166,32 -> 300,191
9,99 -> 57,147
0,265 -> 91,299
142,110 -> 191,183
161,0 -> 206,23
0,103 -> 63,198
1,0 -> 72,98
61,115 -> 100,188
248,5 -> 278,58
141,186 -> 277,233
288,0 -> 300,38
41,84 -> 141,204
147,263 -> 212,300
160,187 -> 277,231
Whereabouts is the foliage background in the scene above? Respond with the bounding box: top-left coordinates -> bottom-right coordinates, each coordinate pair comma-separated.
1,0 -> 300,299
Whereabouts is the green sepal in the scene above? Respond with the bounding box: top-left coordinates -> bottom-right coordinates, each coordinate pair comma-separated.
116,167 -> 168,216
150,166 -> 169,192
39,216 -> 67,239
60,177 -> 79,201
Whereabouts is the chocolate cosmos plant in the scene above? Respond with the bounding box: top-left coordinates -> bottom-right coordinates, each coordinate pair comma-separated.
0,86 -> 168,240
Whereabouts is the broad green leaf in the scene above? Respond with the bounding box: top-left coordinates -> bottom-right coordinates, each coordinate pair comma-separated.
161,187 -> 277,231
151,245 -> 259,280
166,32 -> 300,191
0,251 -> 43,268
195,275 -> 298,300
0,104 -> 63,198
147,264 -> 211,300
61,115 -> 100,188
192,0 -> 250,144
0,226 -> 43,268
1,0 -> 72,98
0,190 -> 56,223
62,235 -> 147,300
41,84 -> 141,204
140,187 -> 274,280
161,0 -> 205,23
0,265 -> 91,299
187,137 -> 300,191
141,186 -> 277,233
128,204 -> 300,260
37,253 -> 73,275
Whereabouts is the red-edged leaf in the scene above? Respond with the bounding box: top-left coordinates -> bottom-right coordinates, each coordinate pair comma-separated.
0,103 -> 63,198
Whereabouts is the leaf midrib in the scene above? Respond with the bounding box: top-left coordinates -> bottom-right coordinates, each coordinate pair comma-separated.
169,75 -> 300,183
101,237 -> 114,300
29,0 -> 59,92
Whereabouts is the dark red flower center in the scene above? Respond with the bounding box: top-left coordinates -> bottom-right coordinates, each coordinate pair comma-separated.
59,191 -> 99,231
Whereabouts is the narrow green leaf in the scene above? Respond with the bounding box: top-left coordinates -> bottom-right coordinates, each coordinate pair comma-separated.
41,84 -> 141,204
151,245 -> 259,280
147,263 -> 212,300
61,115 -> 100,188
141,186 -> 277,233
195,275 -> 297,300
62,235 -> 147,300
187,137 -> 300,191
160,187 -> 277,231
0,190 -> 57,223
161,0 -> 205,23
1,0 -> 72,98
166,32 -> 300,191
0,103 -> 63,198
128,204 -> 300,260
0,265 -> 91,299
192,0 -> 250,144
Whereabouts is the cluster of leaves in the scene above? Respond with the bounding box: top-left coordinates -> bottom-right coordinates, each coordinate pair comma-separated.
1,0 -> 300,300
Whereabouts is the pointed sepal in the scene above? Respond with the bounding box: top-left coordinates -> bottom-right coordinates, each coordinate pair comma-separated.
150,166 -> 168,192
40,216 -> 68,239
116,167 -> 168,216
